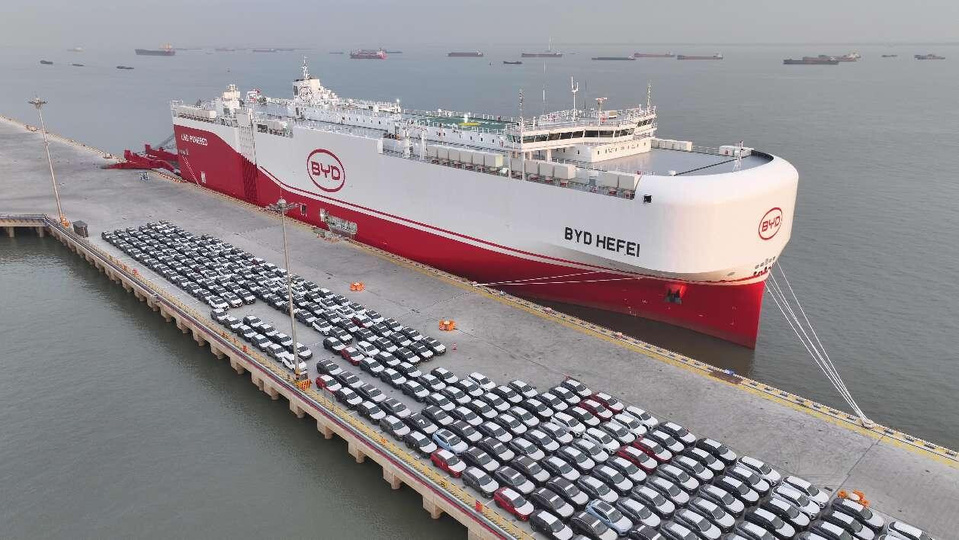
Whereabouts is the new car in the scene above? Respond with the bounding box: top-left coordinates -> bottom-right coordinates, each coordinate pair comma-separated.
379,415 -> 411,440
462,467 -> 499,498
646,429 -> 685,454
656,463 -> 700,493
423,406 -> 454,427
403,413 -> 437,436
314,374 -> 342,393
674,508 -> 722,540
739,456 -> 782,486
557,445 -> 596,474
468,372 -> 496,391
539,421 -> 575,445
509,437 -> 546,461
761,497 -> 811,530
714,474 -> 760,506
821,509 -> 874,540
579,399 -> 614,422
615,445 -> 658,473
545,477 -> 590,510
461,446 -> 500,474
478,420 -> 513,443
606,456 -> 647,485
698,484 -> 746,518
587,500 -> 634,536
658,421 -> 697,447
380,398 -> 411,419
530,487 -> 575,520
357,401 -> 386,422
511,455 -> 550,484
671,454 -> 714,484
746,508 -> 796,540
683,447 -> 725,475
782,475 -> 829,507
633,437 -> 672,463
551,411 -> 586,437
401,380 -> 430,402
624,406 -> 659,429
403,431 -> 438,456
494,487 -> 535,521
432,428 -> 468,454
695,438 -> 737,465
568,510 -> 618,540
615,496 -> 661,529
529,510 -> 575,540
830,498 -> 883,532
591,392 -> 626,414
647,475 -> 690,507
477,437 -> 516,463
494,466 -> 536,496
592,464 -> 634,495
772,484 -> 822,518
431,448 -> 467,478
726,464 -> 771,496
576,474 -> 619,504
687,496 -> 735,533
561,378 -> 592,399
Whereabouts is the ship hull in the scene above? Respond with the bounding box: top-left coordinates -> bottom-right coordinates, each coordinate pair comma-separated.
171,121 -> 790,347
135,49 -> 175,56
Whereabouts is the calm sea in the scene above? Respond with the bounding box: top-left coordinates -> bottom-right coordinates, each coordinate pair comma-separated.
1,43 -> 957,450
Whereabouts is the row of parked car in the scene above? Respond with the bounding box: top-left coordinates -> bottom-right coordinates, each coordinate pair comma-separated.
211,311 -> 311,374
310,364 -> 927,540
104,222 -> 446,367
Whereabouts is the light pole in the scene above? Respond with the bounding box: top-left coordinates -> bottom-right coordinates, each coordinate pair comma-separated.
266,198 -> 302,380
28,97 -> 66,225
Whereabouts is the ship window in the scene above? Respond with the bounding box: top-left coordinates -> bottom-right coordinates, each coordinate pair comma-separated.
585,130 -> 599,138
560,131 -> 573,139
548,132 -> 561,141
257,124 -> 268,133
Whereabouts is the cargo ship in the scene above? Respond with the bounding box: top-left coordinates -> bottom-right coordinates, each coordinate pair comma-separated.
135,44 -> 175,56
915,54 -> 945,60
503,61 -> 523,65
834,52 -> 861,62
350,49 -> 387,60
783,56 -> 839,65
592,56 -> 636,61
677,53 -> 723,60
633,52 -> 675,58
881,54 -> 898,58
167,60 -> 798,348
40,60 -> 53,65
448,51 -> 484,57
253,48 -> 278,53
522,39 -> 563,58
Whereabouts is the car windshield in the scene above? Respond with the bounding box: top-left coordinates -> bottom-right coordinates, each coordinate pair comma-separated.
547,517 -> 564,532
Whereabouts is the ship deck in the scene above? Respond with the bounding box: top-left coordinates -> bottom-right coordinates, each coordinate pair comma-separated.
2,116 -> 956,538
607,147 -> 771,175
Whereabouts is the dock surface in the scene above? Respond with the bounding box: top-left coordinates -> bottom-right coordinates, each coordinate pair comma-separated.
1,117 -> 956,537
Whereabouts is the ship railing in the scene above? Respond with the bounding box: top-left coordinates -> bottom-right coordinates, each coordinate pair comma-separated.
379,146 -> 638,200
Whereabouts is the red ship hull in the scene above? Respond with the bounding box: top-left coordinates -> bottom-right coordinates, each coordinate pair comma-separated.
174,124 -> 765,348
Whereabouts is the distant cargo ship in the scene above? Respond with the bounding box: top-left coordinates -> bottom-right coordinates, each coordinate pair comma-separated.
783,56 -> 839,65
592,56 -> 635,61
117,65 -> 135,70
522,39 -> 562,58
351,49 -> 387,60
135,44 -> 175,56
503,60 -> 522,65
329,51 -> 345,55
385,50 -> 403,54
834,52 -> 860,62
40,60 -> 53,65
68,47 -> 83,53
633,52 -> 674,58
677,53 -> 723,60
253,48 -> 278,53
915,54 -> 945,60
881,54 -> 898,58
214,47 -> 236,52
71,63 -> 84,67
448,51 -> 484,58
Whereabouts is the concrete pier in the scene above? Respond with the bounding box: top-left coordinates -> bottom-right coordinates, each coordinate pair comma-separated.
2,116 -> 957,538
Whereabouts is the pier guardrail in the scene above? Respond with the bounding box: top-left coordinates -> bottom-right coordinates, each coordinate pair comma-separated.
35,215 -> 530,540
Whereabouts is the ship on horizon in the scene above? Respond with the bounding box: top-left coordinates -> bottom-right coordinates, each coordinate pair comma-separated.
448,51 -> 484,58
135,44 -> 175,56
165,60 -> 798,348
522,38 -> 563,58
677,53 -> 723,60
351,49 -> 387,59
915,53 -> 945,60
633,52 -> 674,58
784,56 -> 840,65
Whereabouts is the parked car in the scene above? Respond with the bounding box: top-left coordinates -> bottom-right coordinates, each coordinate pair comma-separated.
592,464 -> 634,495
587,500 -> 634,536
782,475 -> 829,507
432,428 -> 468,454
772,484 -> 822,518
494,466 -> 536,496
403,431 -> 438,457
699,484 -> 746,518
631,484 -> 675,519
830,498 -> 883,532
576,474 -> 619,504
821,509 -> 874,540
745,507 -> 797,540
739,456 -> 782,485
568,510 -> 618,540
431,448 -> 466,478
687,496 -> 735,533
461,446 -> 499,474
674,508 -> 722,540
695,438 -> 737,465
761,497 -> 810,530
545,477 -> 590,510
379,414 -> 411,440
494,487 -> 535,521
714,474 -> 760,506
511,455 -> 550,485
403,412 -> 437,436
530,487 -> 575,520
462,467 -> 499,498
529,510 -> 575,540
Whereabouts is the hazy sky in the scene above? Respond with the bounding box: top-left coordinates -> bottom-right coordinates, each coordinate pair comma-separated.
3,0 -> 958,48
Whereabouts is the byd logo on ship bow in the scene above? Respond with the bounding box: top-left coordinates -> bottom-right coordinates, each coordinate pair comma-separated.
307,149 -> 345,192
759,207 -> 783,240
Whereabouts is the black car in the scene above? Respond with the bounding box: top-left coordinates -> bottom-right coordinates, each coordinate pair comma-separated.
401,380 -> 429,402
403,431 -> 437,457
381,398 -> 411,419
448,420 -> 482,445
569,510 -> 616,540
530,510 -> 575,540
545,477 -> 590,510
511,455 -> 551,485
315,359 -> 342,376
529,488 -> 576,520
462,467 -> 499,499
423,405 -> 454,427
403,413 -> 437,436
461,446 -> 500,474
476,437 -> 516,463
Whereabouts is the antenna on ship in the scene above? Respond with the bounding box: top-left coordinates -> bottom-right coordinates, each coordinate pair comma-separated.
570,77 -> 579,120
646,81 -> 652,112
542,62 -> 548,115
519,88 -> 526,180
301,56 -> 310,79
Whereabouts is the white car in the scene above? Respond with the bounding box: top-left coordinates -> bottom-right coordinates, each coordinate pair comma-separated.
552,411 -> 586,437
886,521 -> 935,540
469,371 -> 496,391
739,455 -> 782,485
823,509 -> 874,540
783,475 -> 829,507
831,498 -> 884,532
675,508 -> 721,540
773,484 -> 822,518
687,496 -> 735,532
613,412 -> 649,438
624,406 -> 659,428
585,427 -> 621,454
746,507 -> 796,539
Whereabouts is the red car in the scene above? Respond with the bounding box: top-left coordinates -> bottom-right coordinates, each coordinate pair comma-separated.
579,399 -> 614,422
315,374 -> 342,392
615,445 -> 659,473
493,487 -> 535,521
339,346 -> 365,366
591,392 -> 625,414
430,449 -> 466,478
632,437 -> 673,463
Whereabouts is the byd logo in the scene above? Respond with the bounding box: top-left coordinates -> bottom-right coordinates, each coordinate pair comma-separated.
759,207 -> 783,240
307,149 -> 345,192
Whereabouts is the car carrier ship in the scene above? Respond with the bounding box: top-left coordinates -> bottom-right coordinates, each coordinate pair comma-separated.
168,60 -> 798,348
